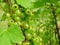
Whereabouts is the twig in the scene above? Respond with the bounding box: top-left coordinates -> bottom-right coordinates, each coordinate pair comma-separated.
51,4 -> 60,45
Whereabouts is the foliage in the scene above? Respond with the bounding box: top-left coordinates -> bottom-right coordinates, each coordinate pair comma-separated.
0,0 -> 60,45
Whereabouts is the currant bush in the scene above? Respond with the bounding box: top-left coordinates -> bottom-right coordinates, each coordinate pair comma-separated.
0,0 -> 60,45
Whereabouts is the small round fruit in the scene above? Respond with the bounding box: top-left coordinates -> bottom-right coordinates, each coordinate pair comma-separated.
15,10 -> 21,15
14,17 -> 20,21
23,41 -> 30,45
12,4 -> 18,11
25,9 -> 31,14
6,13 -> 10,17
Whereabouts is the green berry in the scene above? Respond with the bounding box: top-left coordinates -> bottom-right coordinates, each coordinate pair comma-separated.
14,16 -> 20,21
12,4 -> 18,11
25,9 -> 31,15
6,13 -> 10,17
15,10 -> 21,15
23,41 -> 30,45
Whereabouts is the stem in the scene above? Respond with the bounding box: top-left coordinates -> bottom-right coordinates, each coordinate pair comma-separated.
51,4 -> 60,44
20,25 -> 27,42
4,0 -> 13,14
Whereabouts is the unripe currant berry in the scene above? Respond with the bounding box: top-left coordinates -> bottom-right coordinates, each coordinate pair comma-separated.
8,19 -> 14,26
25,23 -> 29,29
32,33 -> 36,37
23,41 -> 30,45
46,2 -> 50,6
14,16 -> 20,21
15,10 -> 21,15
11,0 -> 15,4
26,33 -> 32,40
30,11 -> 34,16
6,13 -> 10,18
39,29 -> 44,32
18,41 -> 22,45
14,22 -> 18,25
12,14 -> 17,19
17,21 -> 21,25
12,4 -> 18,11
39,38 -> 42,42
25,30 -> 32,40
25,9 -> 31,15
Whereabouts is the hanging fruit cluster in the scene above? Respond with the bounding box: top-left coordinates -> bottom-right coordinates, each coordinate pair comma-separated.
0,0 -> 60,45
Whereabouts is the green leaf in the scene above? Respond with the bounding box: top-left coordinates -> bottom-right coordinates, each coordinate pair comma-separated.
56,8 -> 60,14
32,0 -> 45,8
0,20 -> 8,30
8,24 -> 25,43
0,20 -> 8,35
16,0 -> 32,8
30,0 -> 58,9
46,0 -> 57,3
0,24 -> 25,45
0,32 -> 12,45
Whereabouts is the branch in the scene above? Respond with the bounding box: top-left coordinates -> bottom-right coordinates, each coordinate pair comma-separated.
51,4 -> 60,44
